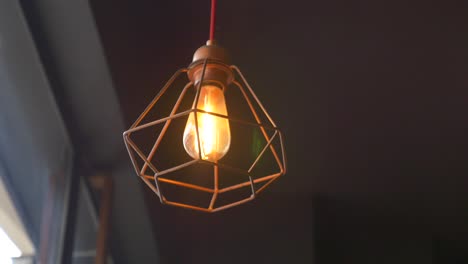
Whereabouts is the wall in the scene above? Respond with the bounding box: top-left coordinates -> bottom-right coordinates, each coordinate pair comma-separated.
315,197 -> 433,264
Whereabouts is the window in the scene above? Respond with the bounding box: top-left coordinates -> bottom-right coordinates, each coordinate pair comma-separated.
0,177 -> 34,264
0,227 -> 21,264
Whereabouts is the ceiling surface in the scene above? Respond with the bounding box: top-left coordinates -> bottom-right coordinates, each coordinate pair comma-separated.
86,0 -> 468,263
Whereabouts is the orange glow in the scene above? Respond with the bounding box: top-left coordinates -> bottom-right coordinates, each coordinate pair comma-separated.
183,84 -> 231,162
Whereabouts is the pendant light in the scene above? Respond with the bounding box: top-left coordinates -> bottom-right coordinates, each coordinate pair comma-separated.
123,0 -> 286,212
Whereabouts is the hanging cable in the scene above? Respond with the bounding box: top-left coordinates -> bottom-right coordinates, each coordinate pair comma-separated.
210,0 -> 217,41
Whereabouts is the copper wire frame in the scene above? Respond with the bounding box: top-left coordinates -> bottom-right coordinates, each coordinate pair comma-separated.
123,60 -> 287,212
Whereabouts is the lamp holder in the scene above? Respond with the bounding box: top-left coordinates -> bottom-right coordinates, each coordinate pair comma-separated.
187,40 -> 234,88
122,0 -> 286,213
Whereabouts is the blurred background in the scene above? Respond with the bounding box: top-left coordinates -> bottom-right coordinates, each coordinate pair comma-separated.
1,0 -> 468,263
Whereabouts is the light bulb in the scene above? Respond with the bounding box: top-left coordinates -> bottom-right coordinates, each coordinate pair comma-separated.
183,84 -> 231,162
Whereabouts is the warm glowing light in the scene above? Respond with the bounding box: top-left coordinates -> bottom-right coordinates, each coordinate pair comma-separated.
183,84 -> 231,162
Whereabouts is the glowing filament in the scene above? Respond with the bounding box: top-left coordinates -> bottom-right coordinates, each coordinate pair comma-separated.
183,84 -> 231,162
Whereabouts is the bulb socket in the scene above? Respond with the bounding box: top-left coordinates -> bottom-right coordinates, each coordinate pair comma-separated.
188,41 -> 234,88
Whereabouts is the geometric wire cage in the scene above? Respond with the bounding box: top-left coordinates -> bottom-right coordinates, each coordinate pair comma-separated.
123,59 -> 287,212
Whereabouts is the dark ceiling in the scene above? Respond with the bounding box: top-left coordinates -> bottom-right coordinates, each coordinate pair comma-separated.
89,0 -> 468,263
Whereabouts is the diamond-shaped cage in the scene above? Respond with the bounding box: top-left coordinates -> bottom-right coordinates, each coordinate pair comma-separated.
123,62 -> 287,212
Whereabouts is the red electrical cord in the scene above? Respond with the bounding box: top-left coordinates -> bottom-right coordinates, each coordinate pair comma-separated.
210,0 -> 217,41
